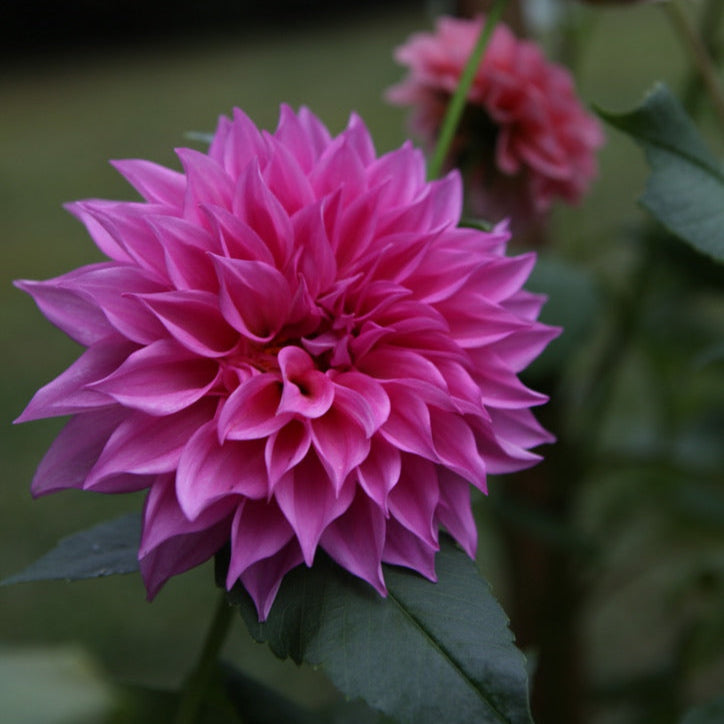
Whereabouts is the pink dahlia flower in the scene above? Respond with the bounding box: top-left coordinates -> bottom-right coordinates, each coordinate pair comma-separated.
387,16 -> 604,228
16,105 -> 558,619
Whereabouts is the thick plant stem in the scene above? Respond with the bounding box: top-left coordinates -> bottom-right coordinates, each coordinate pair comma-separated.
174,592 -> 235,724
427,0 -> 509,180
663,0 -> 724,131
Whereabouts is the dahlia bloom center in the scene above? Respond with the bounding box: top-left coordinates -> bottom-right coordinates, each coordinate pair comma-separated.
16,105 -> 559,619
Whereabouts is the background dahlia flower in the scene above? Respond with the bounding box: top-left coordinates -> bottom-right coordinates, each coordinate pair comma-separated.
387,16 -> 604,231
16,105 -> 558,619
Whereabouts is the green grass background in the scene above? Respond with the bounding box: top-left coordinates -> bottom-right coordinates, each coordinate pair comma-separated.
1,1 -> 710,716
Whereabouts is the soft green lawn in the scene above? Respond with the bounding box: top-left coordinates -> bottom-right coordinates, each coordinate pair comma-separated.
0,0 -> 697,711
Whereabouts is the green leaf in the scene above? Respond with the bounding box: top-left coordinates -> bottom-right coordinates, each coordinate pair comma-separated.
598,83 -> 724,262
680,695 -> 724,724
2,513 -> 141,585
229,538 -> 533,724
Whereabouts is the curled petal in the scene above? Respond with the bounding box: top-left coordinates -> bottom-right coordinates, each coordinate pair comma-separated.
218,373 -> 290,441
277,346 -> 334,419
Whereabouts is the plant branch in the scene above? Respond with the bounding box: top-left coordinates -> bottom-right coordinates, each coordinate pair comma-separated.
427,0 -> 509,180
174,591 -> 235,724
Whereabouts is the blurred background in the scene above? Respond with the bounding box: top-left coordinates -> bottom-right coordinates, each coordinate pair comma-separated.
1,1 -> 722,723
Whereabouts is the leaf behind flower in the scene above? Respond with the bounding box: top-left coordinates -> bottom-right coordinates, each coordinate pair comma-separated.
229,538 -> 533,724
598,83 -> 724,262
2,513 -> 141,585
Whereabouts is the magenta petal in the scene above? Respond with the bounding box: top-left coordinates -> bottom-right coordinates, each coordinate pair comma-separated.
16,338 -> 135,422
329,371 -> 390,436
30,407 -> 129,496
64,201 -> 133,263
218,373 -> 291,441
311,407 -> 370,494
274,452 -> 354,565
213,256 -> 292,342
176,422 -> 268,520
140,290 -> 239,357
239,539 -> 304,621
264,419 -> 312,488
139,475 -> 235,598
90,339 -> 220,415
85,399 -> 216,487
232,160 -> 293,268
226,499 -> 295,585
177,147 -> 234,223
111,159 -> 185,208
430,410 -> 487,488
436,469 -> 478,558
14,275 -> 113,346
388,454 -> 439,548
277,346 -> 334,419
321,491 -> 387,595
356,435 -> 401,513
379,384 -> 436,459
382,517 -> 438,582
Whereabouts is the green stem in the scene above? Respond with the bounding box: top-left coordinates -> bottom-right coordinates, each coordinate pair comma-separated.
663,0 -> 724,132
427,0 -> 510,181
174,592 -> 235,724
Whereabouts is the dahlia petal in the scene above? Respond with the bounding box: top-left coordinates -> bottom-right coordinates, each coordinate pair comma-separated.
379,384 -> 436,459
226,499 -> 295,585
218,373 -> 291,441
343,113 -> 377,166
139,475 -> 235,598
309,135 -> 366,207
77,204 -> 168,278
274,104 -> 319,173
64,201 -> 133,263
430,410 -> 487,489
277,346 -> 335,419
356,435 -> 401,513
470,351 -> 548,410
296,106 -> 333,160
387,455 -> 439,549
239,539 -> 305,621
85,399 -> 216,487
311,407 -> 370,494
329,371 -> 390,437
232,160 -> 293,268
177,148 -> 234,222
264,419 -> 312,488
382,517 -> 438,582
14,275 -> 114,346
111,159 -> 185,208
90,340 -> 220,416
213,107 -> 269,179
366,141 -> 426,209
139,290 -> 239,357
55,264 -> 167,344
213,256 -> 292,342
176,422 -> 267,520
290,201 -> 337,298
320,491 -> 387,595
29,407 -> 129,497
491,323 -> 561,372
16,337 -> 135,422
488,407 -> 555,450
262,134 -> 316,214
202,204 -> 275,266
145,215 -> 220,291
436,469 -> 478,557
274,452 -> 355,566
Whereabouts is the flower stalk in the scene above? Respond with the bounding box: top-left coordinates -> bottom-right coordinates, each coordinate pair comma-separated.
174,592 -> 235,724
426,0 -> 510,180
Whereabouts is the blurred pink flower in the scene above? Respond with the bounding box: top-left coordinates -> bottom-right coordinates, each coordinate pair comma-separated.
16,106 -> 558,619
387,16 -> 604,230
